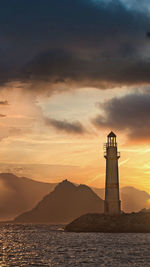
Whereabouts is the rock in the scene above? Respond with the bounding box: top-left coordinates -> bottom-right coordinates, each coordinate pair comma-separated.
65,212 -> 150,233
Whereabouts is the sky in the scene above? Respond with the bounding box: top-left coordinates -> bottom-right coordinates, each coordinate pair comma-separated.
0,0 -> 150,192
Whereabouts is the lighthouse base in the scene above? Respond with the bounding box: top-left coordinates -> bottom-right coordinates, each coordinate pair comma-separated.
104,200 -> 121,215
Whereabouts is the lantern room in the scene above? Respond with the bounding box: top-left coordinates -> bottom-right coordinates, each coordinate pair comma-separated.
107,131 -> 117,147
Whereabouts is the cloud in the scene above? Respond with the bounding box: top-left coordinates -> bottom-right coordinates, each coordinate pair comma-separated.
0,126 -> 30,142
0,101 -> 9,105
45,117 -> 87,135
23,49 -> 150,89
8,127 -> 22,136
0,0 -> 150,91
120,0 -> 150,11
0,114 -> 6,117
92,93 -> 150,141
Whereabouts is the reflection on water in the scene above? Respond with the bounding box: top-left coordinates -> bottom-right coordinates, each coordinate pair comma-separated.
0,224 -> 150,266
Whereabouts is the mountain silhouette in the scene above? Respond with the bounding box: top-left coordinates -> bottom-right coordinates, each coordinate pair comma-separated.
121,186 -> 150,212
1,172 -> 150,222
0,173 -> 56,221
14,180 -> 104,224
93,186 -> 150,213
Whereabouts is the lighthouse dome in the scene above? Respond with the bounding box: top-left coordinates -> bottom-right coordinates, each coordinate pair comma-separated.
108,131 -> 116,138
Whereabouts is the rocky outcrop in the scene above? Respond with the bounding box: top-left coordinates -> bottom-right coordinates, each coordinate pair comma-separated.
65,212 -> 150,233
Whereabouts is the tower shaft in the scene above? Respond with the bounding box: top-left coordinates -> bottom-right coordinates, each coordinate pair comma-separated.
104,132 -> 121,215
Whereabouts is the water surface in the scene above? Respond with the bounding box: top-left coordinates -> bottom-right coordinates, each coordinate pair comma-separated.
0,224 -> 150,266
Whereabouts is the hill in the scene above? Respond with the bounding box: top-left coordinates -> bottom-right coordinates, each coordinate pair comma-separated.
14,180 -> 104,224
0,173 -> 56,221
92,186 -> 150,213
1,172 -> 150,221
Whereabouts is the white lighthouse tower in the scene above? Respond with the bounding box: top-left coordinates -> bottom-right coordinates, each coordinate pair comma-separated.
104,131 -> 121,215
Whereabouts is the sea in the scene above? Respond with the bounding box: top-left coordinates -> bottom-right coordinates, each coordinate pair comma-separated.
0,224 -> 150,267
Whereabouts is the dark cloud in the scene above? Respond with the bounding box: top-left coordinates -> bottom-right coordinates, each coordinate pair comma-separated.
23,50 -> 150,89
0,101 -> 9,105
92,93 -> 150,141
45,118 -> 87,135
0,114 -> 6,117
146,32 -> 150,38
0,0 -> 150,90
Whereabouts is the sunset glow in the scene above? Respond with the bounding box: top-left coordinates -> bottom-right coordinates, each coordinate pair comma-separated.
0,85 -> 150,193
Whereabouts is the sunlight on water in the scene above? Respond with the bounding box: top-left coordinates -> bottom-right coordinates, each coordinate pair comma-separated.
0,224 -> 150,266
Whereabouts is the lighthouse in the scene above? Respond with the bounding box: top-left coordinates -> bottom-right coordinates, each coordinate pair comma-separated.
104,132 -> 121,215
